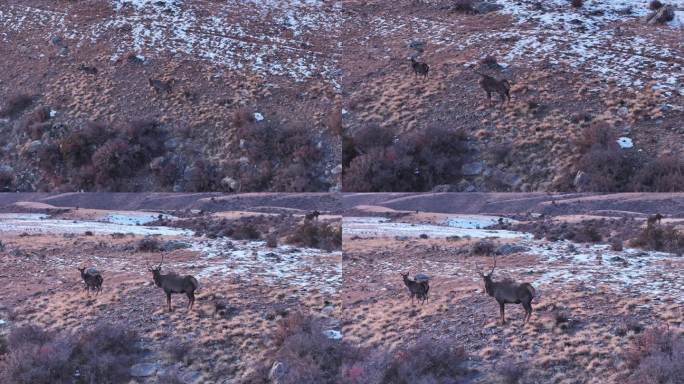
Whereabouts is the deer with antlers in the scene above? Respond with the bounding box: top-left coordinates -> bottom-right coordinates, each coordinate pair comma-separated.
478,255 -> 536,324
147,254 -> 199,312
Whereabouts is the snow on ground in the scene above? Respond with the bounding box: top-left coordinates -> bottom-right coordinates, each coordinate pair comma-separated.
491,0 -> 684,94
184,237 -> 341,295
0,213 -> 188,236
0,1 -> 341,84
366,0 -> 683,97
0,212 -> 340,294
442,214 -> 518,229
99,212 -> 174,225
348,215 -> 684,305
343,216 -> 528,239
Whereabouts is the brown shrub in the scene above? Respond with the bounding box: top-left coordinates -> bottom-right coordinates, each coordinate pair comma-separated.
0,323 -> 139,384
624,327 -> 684,384
629,222 -> 684,255
343,125 -> 469,192
286,220 -> 342,251
570,0 -> 583,8
0,94 -> 33,118
630,155 -> 684,192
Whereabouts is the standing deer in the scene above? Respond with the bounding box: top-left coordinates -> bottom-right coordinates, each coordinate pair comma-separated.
401,272 -> 429,305
476,72 -> 511,106
647,213 -> 663,227
305,210 -> 321,221
148,255 -> 199,312
148,78 -> 173,94
78,267 -> 103,295
478,255 -> 536,324
410,57 -> 429,78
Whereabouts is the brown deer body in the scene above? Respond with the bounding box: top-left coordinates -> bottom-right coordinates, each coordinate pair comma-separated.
305,210 -> 320,221
479,256 -> 535,324
401,272 -> 429,305
78,267 -> 103,295
476,72 -> 510,105
647,213 -> 663,227
410,57 -> 429,78
148,255 -> 199,311
148,78 -> 173,94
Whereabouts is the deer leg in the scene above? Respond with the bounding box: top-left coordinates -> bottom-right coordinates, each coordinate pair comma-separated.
523,301 -> 532,323
187,292 -> 195,310
499,302 -> 505,324
166,292 -> 172,312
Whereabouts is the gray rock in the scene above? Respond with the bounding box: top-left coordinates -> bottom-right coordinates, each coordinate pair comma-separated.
496,244 -> 529,255
473,2 -> 504,14
269,361 -> 287,383
130,363 -> 159,377
645,6 -> 675,25
573,171 -> 591,191
461,161 -> 484,176
162,240 -> 191,251
408,40 -> 426,52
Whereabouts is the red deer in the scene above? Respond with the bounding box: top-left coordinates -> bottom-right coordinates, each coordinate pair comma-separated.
646,213 -> 663,227
148,255 -> 199,312
476,72 -> 511,106
78,267 -> 103,295
401,272 -> 429,305
410,57 -> 429,78
478,255 -> 536,324
305,210 -> 321,221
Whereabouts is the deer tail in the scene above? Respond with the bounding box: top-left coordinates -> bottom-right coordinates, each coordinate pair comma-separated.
190,276 -> 199,292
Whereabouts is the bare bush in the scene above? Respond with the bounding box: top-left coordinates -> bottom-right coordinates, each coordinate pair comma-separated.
0,323 -> 139,384
343,125 -> 469,192
624,327 -> 684,384
136,237 -> 161,252
0,94 -> 33,118
629,222 -> 684,255
471,240 -> 496,255
570,0 -> 583,8
286,220 -> 342,251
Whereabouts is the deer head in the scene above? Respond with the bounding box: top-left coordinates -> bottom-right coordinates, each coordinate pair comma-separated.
476,255 -> 497,294
147,254 -> 165,287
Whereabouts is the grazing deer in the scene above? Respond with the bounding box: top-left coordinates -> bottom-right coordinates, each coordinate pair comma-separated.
148,78 -> 173,94
476,72 -> 511,106
77,267 -> 103,295
77,63 -> 98,75
148,255 -> 199,312
410,57 -> 429,78
401,272 -> 429,305
647,213 -> 663,227
305,210 -> 320,221
478,255 -> 536,324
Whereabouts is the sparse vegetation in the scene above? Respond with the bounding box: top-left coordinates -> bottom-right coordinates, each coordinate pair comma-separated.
0,323 -> 139,384
136,237 -> 162,252
629,222 -> 684,255
0,94 -> 33,118
571,124 -> 684,192
624,327 -> 684,384
286,220 -> 342,252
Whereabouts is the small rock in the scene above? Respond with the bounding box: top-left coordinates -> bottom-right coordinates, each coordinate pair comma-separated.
269,361 -> 287,382
130,363 -> 159,377
461,161 -> 484,176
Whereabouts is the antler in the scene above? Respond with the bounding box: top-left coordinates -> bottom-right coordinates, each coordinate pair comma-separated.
489,254 -> 497,276
158,253 -> 165,269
